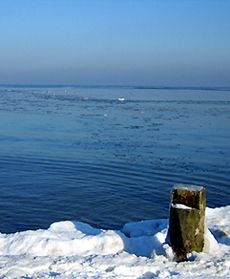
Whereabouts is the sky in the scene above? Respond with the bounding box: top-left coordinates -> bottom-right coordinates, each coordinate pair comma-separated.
0,0 -> 230,86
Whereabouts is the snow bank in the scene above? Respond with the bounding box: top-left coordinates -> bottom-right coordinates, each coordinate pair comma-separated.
0,206 -> 229,278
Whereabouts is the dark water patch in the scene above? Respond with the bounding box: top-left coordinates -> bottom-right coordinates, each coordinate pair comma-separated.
0,153 -> 229,233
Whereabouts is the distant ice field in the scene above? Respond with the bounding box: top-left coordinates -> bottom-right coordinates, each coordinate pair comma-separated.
0,86 -> 229,233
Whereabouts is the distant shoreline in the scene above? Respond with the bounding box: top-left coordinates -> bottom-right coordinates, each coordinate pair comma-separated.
0,84 -> 230,92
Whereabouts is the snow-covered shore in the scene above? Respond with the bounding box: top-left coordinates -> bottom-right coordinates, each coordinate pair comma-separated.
0,206 -> 229,278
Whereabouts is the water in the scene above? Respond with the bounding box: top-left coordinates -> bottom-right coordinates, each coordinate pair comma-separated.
0,86 -> 230,233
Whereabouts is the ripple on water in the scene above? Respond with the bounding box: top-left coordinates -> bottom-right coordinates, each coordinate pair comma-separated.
0,87 -> 229,233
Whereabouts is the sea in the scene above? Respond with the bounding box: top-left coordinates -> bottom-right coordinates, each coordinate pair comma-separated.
0,85 -> 229,233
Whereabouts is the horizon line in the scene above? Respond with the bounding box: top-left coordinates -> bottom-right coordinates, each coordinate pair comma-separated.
0,83 -> 230,91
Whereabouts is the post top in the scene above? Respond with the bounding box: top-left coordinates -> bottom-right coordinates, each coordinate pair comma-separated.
171,184 -> 206,210
173,184 -> 205,192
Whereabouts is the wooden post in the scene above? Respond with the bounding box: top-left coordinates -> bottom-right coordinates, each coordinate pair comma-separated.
168,184 -> 206,261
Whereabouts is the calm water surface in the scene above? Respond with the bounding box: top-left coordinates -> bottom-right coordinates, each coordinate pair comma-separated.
0,87 -> 229,233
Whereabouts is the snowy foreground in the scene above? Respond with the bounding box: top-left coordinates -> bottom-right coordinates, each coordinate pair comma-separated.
0,206 -> 229,278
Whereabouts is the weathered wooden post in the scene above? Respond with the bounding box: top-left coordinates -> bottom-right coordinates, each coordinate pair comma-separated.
168,184 -> 206,261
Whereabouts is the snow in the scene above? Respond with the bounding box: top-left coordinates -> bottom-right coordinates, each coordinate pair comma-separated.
171,203 -> 193,210
173,184 -> 204,192
0,206 -> 229,278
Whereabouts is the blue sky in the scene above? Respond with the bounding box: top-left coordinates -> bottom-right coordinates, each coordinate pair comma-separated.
0,0 -> 229,86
